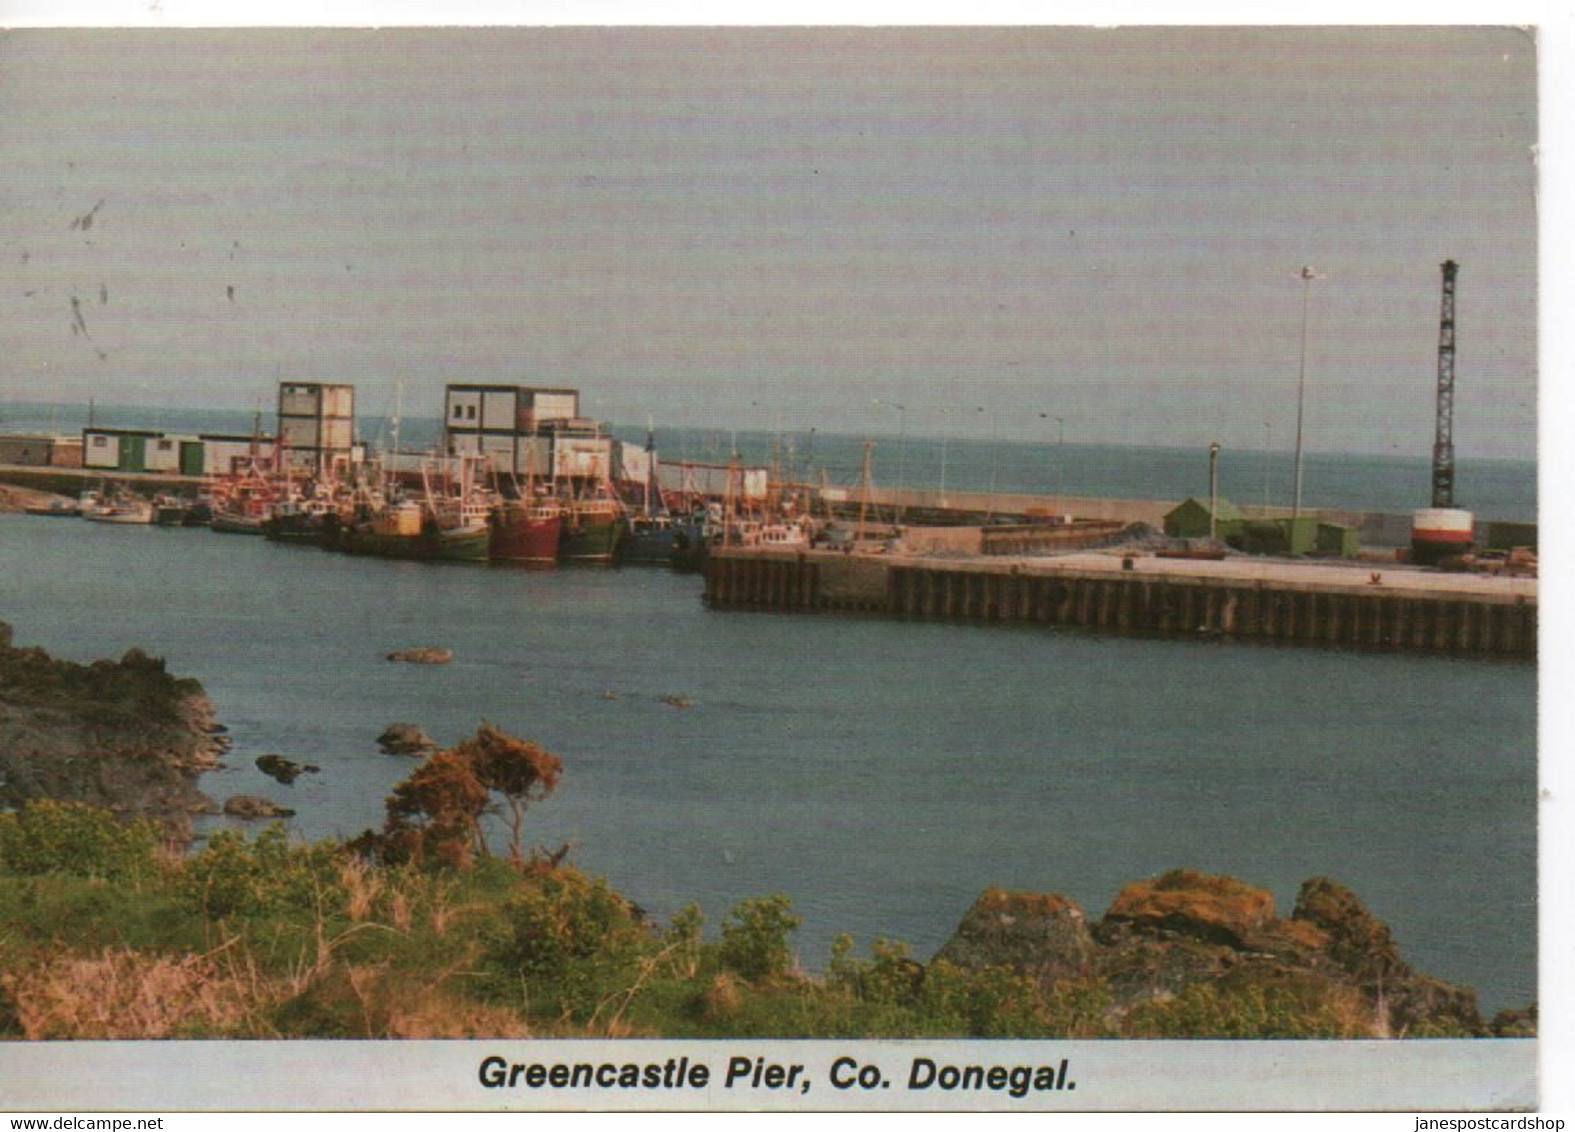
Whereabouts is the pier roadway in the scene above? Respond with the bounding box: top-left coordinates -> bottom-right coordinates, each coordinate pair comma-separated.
984,551 -> 1538,603
703,548 -> 1536,658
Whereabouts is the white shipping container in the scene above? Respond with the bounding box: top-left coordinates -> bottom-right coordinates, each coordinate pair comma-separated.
321,418 -> 355,448
280,417 -> 321,449
446,389 -> 483,428
321,386 -> 355,417
531,391 -> 578,422
482,389 -> 518,431
278,385 -> 322,417
553,436 -> 614,479
83,432 -> 119,469
145,436 -> 180,472
514,437 -> 553,478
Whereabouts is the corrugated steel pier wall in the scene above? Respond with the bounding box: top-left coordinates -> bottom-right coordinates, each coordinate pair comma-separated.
703,550 -> 1536,658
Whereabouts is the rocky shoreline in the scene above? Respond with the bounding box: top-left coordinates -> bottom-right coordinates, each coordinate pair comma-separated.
933,869 -> 1533,1037
0,621 -> 226,834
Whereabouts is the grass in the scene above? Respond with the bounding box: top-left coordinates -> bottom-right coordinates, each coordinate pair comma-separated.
0,802 -> 1417,1040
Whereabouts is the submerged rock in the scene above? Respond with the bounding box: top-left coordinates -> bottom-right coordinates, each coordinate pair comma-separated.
255,754 -> 319,785
386,647 -> 453,665
377,723 -> 438,756
223,795 -> 296,819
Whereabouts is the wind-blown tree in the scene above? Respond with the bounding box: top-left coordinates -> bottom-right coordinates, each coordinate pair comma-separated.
370,723 -> 564,869
460,723 -> 564,863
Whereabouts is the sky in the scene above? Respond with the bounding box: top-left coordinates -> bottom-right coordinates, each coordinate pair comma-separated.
0,24 -> 1541,459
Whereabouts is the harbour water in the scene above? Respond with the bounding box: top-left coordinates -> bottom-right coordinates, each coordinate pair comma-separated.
0,508 -> 1537,1015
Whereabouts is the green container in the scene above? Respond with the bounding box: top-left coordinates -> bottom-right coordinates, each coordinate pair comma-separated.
1316,522 -> 1359,558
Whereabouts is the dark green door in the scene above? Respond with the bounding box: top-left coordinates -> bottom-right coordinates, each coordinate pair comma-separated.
180,441 -> 205,476
118,435 -> 146,472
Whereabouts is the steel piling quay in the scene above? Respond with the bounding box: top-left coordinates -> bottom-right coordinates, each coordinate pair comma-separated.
703,548 -> 1536,658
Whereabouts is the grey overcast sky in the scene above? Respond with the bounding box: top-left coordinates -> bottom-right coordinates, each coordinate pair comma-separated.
0,26 -> 1539,458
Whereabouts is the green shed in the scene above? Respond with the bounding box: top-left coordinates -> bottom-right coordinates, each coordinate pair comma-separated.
1163,497 -> 1245,540
1485,521 -> 1537,551
1316,522 -> 1359,558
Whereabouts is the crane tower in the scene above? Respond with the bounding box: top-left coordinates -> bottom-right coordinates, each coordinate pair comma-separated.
1432,259 -> 1458,508
1411,259 -> 1474,563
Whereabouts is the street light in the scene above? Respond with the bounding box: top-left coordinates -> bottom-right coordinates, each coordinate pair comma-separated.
1292,266 -> 1323,520
870,398 -> 909,522
1262,421 -> 1272,512
1209,441 -> 1222,540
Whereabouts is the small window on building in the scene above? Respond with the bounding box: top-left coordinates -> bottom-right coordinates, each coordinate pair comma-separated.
467,405 -> 477,420
452,404 -> 465,420
157,440 -> 174,452
92,435 -> 109,448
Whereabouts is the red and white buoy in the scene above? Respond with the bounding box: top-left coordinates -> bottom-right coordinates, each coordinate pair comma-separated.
1411,507 -> 1474,565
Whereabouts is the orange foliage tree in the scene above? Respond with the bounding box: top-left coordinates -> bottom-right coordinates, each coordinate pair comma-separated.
372,723 -> 563,869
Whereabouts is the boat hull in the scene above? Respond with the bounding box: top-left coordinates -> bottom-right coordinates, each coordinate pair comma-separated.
329,523 -> 490,562
82,507 -> 155,525
210,511 -> 269,535
560,517 -> 621,564
619,516 -> 706,566
491,505 -> 562,567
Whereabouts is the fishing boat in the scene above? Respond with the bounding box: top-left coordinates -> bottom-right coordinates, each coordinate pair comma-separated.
208,468 -> 279,535
330,499 -> 490,562
620,511 -> 708,566
560,491 -> 623,564
152,494 -> 192,526
615,426 -> 704,566
491,494 -> 563,567
264,494 -> 340,544
82,487 -> 155,525
22,498 -> 80,518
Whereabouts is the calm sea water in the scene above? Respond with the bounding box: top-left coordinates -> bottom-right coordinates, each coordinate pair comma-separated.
2,400 -> 1538,521
0,512 -> 1537,1014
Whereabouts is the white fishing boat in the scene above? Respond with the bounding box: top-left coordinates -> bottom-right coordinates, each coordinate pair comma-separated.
82,489 -> 155,525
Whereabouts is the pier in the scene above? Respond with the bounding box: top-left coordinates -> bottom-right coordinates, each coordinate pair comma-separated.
704,548 -> 1537,658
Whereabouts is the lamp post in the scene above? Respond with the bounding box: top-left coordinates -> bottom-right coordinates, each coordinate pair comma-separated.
1262,421 -> 1272,512
1292,266 -> 1322,520
1209,441 -> 1221,540
938,409 -> 950,508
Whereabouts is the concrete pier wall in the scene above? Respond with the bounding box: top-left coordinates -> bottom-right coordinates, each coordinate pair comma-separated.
703,549 -> 1536,658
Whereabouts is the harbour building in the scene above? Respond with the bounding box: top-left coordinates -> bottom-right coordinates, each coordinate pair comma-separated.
277,382 -> 357,477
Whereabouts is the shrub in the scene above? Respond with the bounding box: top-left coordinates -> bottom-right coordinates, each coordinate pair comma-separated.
718,894 -> 800,982
493,869 -> 652,1021
0,801 -> 161,880
179,826 -> 345,920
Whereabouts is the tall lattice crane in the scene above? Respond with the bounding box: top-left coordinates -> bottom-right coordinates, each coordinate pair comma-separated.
1432,260 -> 1458,509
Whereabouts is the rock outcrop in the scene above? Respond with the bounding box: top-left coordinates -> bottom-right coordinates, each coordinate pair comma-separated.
255,754 -> 319,785
0,623 -> 224,828
385,647 -> 453,665
933,868 -> 1502,1037
377,723 -> 438,756
222,795 -> 296,819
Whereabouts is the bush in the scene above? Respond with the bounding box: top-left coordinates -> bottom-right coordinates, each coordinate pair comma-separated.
718,894 -> 800,982
179,826 -> 345,920
493,870 -> 652,1021
0,801 -> 161,880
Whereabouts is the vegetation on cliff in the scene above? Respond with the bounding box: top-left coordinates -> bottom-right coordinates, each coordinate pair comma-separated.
0,622 -> 222,823
0,721 -> 1532,1040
